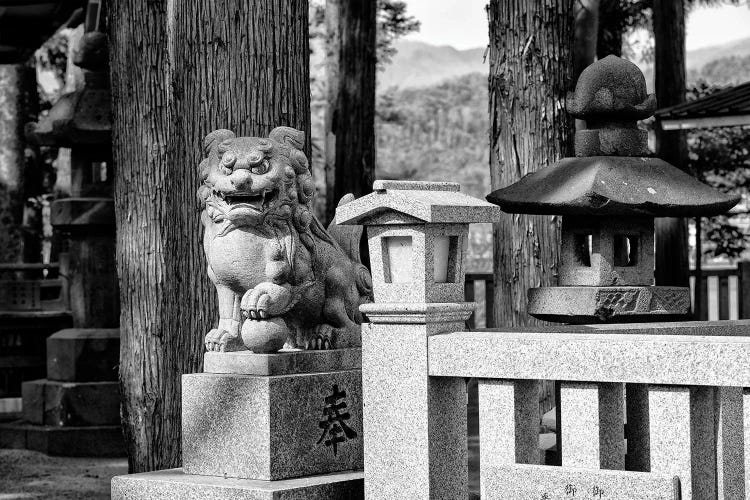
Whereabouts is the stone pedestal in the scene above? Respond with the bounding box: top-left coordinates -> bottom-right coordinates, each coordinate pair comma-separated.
0,328 -> 124,456
112,349 -> 364,499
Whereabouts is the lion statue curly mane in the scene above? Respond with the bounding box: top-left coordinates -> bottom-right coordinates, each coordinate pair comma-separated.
198,126 -> 372,353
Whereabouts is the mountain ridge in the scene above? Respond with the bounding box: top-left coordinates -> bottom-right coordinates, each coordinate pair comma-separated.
380,37 -> 750,92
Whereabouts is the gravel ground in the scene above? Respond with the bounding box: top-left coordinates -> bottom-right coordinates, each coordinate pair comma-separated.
0,449 -> 127,500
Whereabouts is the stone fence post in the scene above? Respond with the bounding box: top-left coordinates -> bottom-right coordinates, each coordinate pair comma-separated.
338,180 -> 501,499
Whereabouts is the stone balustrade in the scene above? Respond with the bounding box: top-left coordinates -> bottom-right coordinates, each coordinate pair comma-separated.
360,319 -> 750,499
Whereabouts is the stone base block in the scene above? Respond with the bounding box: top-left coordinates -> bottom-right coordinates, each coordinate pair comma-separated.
22,378 -> 120,426
111,468 -> 364,500
0,420 -> 125,456
183,370 -> 363,481
203,348 -> 361,376
47,328 -> 120,382
528,286 -> 690,323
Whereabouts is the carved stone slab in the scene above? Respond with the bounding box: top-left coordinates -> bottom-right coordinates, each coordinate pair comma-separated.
182,370 -> 363,481
528,285 -> 691,323
203,348 -> 361,376
482,464 -> 679,500
111,468 -> 364,500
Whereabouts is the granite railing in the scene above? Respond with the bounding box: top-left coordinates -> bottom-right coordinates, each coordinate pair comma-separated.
361,311 -> 750,500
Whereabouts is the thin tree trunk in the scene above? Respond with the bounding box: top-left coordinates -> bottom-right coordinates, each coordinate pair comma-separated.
596,0 -> 625,58
573,0 -> 599,80
108,0 -> 310,473
653,0 -> 689,287
0,64 -> 35,263
324,0 -> 340,224
331,0 -> 376,212
488,0 -> 575,327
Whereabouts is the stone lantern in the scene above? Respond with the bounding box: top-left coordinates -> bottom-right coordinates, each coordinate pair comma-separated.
487,55 -> 739,324
337,180 -> 501,499
336,180 -> 501,304
27,1 -> 117,328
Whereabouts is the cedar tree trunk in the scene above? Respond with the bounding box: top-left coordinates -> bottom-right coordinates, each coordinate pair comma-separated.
108,0 -> 310,472
488,0 -> 575,327
653,0 -> 689,287
330,0 -> 376,219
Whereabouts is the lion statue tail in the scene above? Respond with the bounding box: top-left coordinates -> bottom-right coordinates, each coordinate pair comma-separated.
325,194 -> 373,300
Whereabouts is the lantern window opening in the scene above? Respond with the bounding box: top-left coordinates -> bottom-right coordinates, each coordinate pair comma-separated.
573,233 -> 593,267
614,234 -> 639,267
382,236 -> 413,284
434,235 -> 460,284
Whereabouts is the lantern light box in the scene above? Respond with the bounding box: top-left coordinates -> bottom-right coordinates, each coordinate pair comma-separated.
336,180 -> 502,304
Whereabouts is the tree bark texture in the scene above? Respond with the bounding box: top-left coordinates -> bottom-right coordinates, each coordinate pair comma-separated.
0,64 -> 35,263
653,0 -> 689,287
332,0 -> 376,214
324,0 -> 340,224
573,0 -> 599,81
108,0 -> 310,472
488,0 -> 575,327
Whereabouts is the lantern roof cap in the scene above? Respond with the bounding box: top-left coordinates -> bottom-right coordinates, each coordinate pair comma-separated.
486,156 -> 740,217
568,55 -> 656,120
337,180 -> 502,225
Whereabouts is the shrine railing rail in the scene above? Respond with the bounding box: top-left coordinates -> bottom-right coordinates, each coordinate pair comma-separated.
361,315 -> 750,500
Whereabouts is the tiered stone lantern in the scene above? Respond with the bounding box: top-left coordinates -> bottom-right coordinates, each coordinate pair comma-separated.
7,1 -> 122,457
487,55 -> 739,324
337,180 -> 501,500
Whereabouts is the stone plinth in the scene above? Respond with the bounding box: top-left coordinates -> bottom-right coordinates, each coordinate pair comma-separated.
203,348 -> 360,376
46,328 -> 119,382
22,379 -> 119,426
182,368 -> 363,481
0,420 -> 124,457
112,468 -> 363,500
527,286 -> 691,324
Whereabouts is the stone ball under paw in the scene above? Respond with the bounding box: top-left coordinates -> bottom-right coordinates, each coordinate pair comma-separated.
241,317 -> 288,353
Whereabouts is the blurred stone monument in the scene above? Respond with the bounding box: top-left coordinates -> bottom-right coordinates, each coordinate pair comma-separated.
112,128 -> 369,498
0,1 -> 122,456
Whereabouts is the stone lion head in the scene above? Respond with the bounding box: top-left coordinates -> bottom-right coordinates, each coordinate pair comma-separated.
197,127 -> 315,231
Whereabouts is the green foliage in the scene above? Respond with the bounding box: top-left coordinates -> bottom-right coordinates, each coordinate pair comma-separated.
686,82 -> 750,259
690,54 -> 750,86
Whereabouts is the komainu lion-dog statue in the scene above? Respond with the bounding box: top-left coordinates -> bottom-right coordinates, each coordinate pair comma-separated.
197,126 -> 372,353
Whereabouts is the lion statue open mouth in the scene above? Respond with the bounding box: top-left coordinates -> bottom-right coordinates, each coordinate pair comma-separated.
197,126 -> 372,353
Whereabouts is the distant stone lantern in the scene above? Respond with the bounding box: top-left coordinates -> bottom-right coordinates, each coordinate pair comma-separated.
487,55 -> 740,324
336,180 -> 502,304
27,0 -> 117,328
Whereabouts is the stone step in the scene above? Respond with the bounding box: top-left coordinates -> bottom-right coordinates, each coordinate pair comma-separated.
0,420 -> 124,457
112,468 -> 363,499
22,379 -> 120,426
46,328 -> 120,382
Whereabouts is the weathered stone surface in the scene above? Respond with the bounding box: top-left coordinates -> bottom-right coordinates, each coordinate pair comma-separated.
527,285 -> 691,323
481,464 -> 678,500
0,420 -> 124,457
487,155 -> 740,217
203,348 -> 361,376
478,379 -> 539,469
182,370 -> 362,481
716,386 -> 746,499
559,216 -> 654,287
336,180 -> 502,225
362,310 -> 468,500
22,378 -> 120,426
428,329 -> 750,387
46,328 -> 120,382
199,127 -> 372,353
648,385 -> 716,500
111,468 -> 364,500
559,382 -> 624,470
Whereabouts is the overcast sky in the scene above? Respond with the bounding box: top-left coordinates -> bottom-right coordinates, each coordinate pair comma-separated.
402,1 -> 750,51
